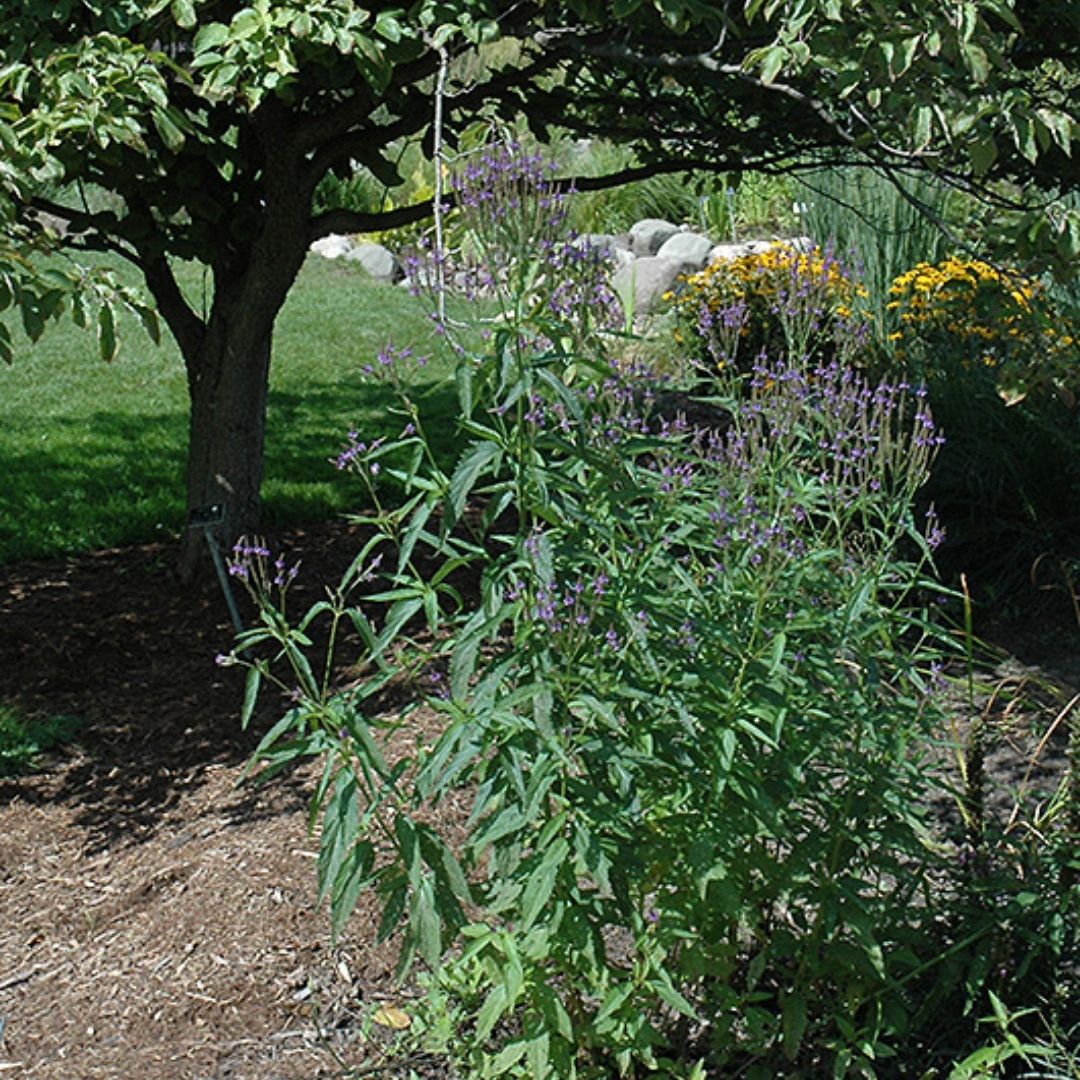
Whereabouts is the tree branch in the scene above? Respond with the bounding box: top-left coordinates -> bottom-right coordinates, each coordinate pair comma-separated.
137,250 -> 205,362
305,47 -> 565,192
30,193 -> 205,361
561,154 -> 830,192
309,152 -> 847,243
27,196 -> 146,266
530,29 -> 912,161
294,51 -> 438,154
309,201 -> 437,241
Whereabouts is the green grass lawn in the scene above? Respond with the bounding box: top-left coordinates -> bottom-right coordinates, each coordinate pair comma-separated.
0,255 -> 462,564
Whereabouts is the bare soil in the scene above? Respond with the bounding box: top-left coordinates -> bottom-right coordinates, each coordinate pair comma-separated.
1,523 -> 1077,1079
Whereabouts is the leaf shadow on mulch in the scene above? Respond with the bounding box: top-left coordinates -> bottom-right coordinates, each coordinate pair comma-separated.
0,521 -> 450,1080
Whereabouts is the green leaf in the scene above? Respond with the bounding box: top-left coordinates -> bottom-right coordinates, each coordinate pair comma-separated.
230,8 -> 264,41
963,42 -> 989,84
412,874 -> 442,966
240,664 -> 261,729
894,35 -> 919,77
435,836 -> 473,905
979,0 -> 1022,31
374,595 -> 422,655
242,706 -> 301,780
650,973 -> 696,1018
374,12 -> 404,42
951,1044 -> 1012,1076
450,606 -> 507,700
912,105 -> 933,148
318,771 -> 358,872
475,983 -> 509,1041
536,984 -> 573,1040
290,12 -> 313,38
377,871 -> 409,943
205,61 -> 240,93
193,23 -> 231,52
239,731 -> 329,787
526,1032 -> 550,1078
19,293 -> 43,342
472,803 -> 527,852
489,1036 -> 531,1074
1037,108 -> 1074,156
969,135 -> 998,176
456,361 -> 474,417
521,838 -> 568,930
955,2 -> 976,44
430,23 -> 457,49
758,45 -> 786,85
1013,115 -> 1038,164
449,440 -> 501,521
138,305 -> 161,346
595,982 -> 634,1028
781,991 -> 808,1060
331,839 -> 374,940
354,32 -> 393,92
152,109 -> 185,152
171,0 -> 197,29
735,713 -> 778,748
335,701 -> 390,779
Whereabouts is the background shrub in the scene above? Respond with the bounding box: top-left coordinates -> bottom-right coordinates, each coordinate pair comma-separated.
669,241 -> 872,373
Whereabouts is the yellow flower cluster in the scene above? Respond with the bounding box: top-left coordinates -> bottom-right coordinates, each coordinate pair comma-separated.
674,243 -> 865,311
668,242 -> 868,369
887,256 -> 1075,373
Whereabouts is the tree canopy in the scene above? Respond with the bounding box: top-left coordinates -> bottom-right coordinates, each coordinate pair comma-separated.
1,0 -> 1076,572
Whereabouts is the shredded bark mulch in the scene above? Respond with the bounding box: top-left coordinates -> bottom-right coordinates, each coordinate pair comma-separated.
0,523 -> 454,1080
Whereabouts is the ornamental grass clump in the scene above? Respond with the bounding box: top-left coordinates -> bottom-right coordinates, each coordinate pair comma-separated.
669,241 -> 871,372
224,148 -> 1080,1077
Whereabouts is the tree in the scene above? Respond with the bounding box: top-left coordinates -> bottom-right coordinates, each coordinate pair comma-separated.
1,0 -> 1076,577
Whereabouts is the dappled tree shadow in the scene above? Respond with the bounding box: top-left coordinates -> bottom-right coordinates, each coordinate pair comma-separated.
0,521 -> 379,854
0,407 -> 188,560
0,377 -> 462,560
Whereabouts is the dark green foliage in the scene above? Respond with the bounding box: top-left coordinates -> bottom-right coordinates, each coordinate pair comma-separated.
0,704 -> 81,777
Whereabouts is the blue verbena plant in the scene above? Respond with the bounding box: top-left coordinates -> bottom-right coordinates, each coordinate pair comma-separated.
405,141 -> 625,359
222,148 -> 994,1077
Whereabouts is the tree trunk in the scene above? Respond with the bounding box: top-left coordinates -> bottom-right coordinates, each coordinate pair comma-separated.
162,99 -> 316,583
177,306 -> 275,582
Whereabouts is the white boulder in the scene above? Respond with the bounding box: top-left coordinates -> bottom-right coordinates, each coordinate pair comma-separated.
629,218 -> 681,257
612,255 -> 692,317
656,231 -> 714,271
310,234 -> 356,259
344,242 -> 404,283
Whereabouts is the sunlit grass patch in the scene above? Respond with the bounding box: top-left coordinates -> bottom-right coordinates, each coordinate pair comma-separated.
0,255 -> 463,563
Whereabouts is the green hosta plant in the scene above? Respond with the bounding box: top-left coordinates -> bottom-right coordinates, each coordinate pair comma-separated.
226,150 -> 974,1077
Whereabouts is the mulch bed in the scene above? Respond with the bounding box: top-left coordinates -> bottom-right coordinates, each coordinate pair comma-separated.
0,522 -> 455,1080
